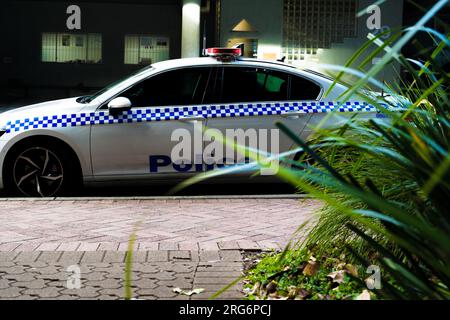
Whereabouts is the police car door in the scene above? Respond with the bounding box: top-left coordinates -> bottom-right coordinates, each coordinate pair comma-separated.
203,66 -> 319,175
90,67 -> 211,180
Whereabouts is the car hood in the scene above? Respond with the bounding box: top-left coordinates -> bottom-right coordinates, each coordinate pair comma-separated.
0,97 -> 86,129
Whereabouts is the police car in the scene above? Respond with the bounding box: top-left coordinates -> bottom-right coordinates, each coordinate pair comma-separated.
0,48 -> 390,197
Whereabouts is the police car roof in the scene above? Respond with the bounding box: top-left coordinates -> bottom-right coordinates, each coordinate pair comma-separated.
151,56 -> 297,72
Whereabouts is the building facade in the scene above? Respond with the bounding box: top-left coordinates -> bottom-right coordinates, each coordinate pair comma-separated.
0,0 -> 416,98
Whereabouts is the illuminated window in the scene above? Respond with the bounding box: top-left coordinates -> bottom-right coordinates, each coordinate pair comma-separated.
282,0 -> 358,62
124,35 -> 170,65
41,33 -> 102,63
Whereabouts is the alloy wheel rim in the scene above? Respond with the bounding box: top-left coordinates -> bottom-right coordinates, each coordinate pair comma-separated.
13,147 -> 64,197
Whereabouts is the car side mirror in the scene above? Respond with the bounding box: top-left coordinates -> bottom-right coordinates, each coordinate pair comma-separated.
108,97 -> 132,116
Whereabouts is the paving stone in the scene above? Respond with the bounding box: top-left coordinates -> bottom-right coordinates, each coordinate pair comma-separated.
61,286 -> 100,298
125,251 -> 147,263
194,284 -> 242,292
12,279 -> 47,289
82,272 -> 107,281
158,262 -> 195,273
194,277 -> 240,285
81,251 -> 105,264
132,263 -> 160,274
219,250 -> 242,262
57,243 -> 81,251
147,250 -> 168,262
0,279 -> 12,289
59,251 -> 84,265
103,251 -> 126,263
134,279 -> 158,289
99,288 -> 125,299
178,242 -> 198,251
169,250 -> 191,261
46,280 -> 67,288
35,272 -> 68,281
48,295 -> 80,300
159,242 -> 178,251
14,252 -> 41,263
97,295 -> 119,300
0,251 -> 19,262
198,261 -> 243,268
36,243 -> 60,251
33,265 -> 60,275
198,242 -> 219,251
0,265 -> 27,274
237,241 -> 261,250
2,294 -> 38,300
37,251 -> 63,263
23,287 -> 62,298
137,287 -> 177,299
22,261 -> 48,269
87,279 -> 122,289
197,265 -> 243,272
0,261 -> 15,267
77,243 -> 100,252
0,287 -> 23,298
98,242 -> 119,251
218,241 -> 240,250
157,279 -> 193,289
199,251 -> 220,262
145,271 -> 176,281
195,271 -> 242,278
136,294 -> 157,300
138,242 -> 159,251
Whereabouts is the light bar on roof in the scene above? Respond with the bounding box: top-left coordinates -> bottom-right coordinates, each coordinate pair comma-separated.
206,47 -> 242,57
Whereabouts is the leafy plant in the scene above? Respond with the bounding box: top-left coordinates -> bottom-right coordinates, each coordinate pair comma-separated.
175,0 -> 450,299
274,0 -> 450,299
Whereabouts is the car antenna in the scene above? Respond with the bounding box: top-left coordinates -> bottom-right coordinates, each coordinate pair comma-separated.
277,56 -> 286,63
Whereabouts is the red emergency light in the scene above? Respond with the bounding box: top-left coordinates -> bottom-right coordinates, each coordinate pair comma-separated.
205,47 -> 242,59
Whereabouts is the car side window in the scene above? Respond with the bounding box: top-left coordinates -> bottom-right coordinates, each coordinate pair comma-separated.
220,67 -> 289,103
121,67 -> 211,107
289,75 -> 321,100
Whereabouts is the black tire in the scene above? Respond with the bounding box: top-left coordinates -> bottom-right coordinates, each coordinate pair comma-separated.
3,140 -> 81,197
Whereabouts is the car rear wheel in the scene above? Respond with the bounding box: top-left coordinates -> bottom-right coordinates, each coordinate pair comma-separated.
5,142 -> 80,197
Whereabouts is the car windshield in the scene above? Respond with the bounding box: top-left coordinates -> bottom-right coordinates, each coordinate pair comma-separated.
77,65 -> 154,104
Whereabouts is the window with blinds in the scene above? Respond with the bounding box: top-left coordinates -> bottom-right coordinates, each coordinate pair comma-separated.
124,35 -> 170,65
41,33 -> 102,63
283,0 -> 358,62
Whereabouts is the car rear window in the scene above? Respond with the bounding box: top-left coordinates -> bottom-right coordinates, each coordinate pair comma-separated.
220,67 -> 289,103
290,75 -> 322,100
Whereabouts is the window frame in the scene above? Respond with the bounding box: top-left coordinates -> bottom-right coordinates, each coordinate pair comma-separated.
41,32 -> 103,64
98,66 -> 214,110
123,34 -> 170,65
208,65 -> 323,105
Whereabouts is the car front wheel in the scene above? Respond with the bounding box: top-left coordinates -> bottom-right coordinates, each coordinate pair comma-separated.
5,141 -> 80,197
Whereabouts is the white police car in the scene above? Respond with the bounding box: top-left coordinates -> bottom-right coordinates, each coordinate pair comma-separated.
0,48 -> 388,197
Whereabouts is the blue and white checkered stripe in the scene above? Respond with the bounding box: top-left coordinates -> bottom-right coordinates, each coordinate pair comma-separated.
5,101 -> 383,133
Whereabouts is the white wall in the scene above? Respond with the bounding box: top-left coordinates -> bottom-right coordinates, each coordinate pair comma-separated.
220,0 -> 404,86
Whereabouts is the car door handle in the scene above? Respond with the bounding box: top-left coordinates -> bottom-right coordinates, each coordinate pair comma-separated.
178,115 -> 206,122
281,114 -> 301,119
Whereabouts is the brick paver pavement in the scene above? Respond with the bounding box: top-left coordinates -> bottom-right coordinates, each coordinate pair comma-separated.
0,197 -> 320,299
0,249 -> 244,300
0,198 -> 320,252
